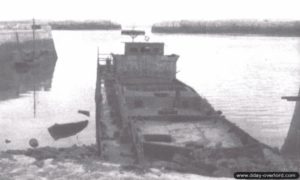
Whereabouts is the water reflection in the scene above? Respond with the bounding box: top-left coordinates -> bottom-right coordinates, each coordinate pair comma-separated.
0,30 -> 101,151
0,38 -> 57,102
0,30 -> 58,150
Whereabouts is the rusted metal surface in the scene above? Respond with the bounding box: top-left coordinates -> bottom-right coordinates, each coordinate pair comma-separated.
143,142 -> 190,160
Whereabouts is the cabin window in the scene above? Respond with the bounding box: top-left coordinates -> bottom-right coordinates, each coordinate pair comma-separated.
130,48 -> 138,53
134,99 -> 144,108
141,46 -> 151,53
153,48 -> 160,54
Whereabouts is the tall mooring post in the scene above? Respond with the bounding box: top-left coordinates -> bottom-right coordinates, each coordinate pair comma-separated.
281,88 -> 300,157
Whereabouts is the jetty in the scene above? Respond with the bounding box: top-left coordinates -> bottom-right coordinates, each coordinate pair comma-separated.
281,89 -> 300,157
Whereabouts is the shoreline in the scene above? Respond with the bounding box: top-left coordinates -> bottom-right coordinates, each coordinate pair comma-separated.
152,20 -> 300,37
1,143 -> 300,179
49,20 -> 121,31
0,145 -> 233,179
151,31 -> 300,38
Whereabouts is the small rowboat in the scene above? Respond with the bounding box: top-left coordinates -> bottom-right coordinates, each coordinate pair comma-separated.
48,120 -> 88,140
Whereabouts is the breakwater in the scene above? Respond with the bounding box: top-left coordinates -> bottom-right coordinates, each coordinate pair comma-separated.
49,20 -> 121,30
152,20 -> 300,37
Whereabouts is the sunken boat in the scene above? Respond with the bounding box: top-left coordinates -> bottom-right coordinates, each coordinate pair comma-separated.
95,30 -> 282,176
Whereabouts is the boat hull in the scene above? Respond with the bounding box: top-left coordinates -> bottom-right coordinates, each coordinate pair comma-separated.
48,120 -> 89,140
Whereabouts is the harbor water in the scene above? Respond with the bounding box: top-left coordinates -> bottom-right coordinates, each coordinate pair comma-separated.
0,30 -> 300,150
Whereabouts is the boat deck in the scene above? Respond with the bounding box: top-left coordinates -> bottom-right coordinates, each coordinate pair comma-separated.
136,119 -> 243,148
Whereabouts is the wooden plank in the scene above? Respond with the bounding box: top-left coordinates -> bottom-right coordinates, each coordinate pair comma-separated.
282,96 -> 300,101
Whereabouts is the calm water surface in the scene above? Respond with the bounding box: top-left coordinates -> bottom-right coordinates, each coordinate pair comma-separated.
0,30 -> 300,150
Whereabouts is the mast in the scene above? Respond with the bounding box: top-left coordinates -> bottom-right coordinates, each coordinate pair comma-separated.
33,18 -> 36,118
32,18 -> 36,62
31,18 -> 41,118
